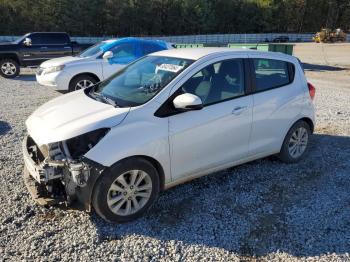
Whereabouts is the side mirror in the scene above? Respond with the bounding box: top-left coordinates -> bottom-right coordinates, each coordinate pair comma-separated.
173,93 -> 203,111
23,37 -> 32,46
103,51 -> 113,60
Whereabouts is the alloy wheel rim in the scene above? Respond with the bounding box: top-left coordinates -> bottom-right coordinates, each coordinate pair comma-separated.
288,127 -> 308,158
107,170 -> 152,216
1,62 -> 16,76
75,79 -> 94,90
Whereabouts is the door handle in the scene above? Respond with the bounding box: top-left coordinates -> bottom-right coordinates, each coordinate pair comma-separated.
40,46 -> 48,49
232,106 -> 247,115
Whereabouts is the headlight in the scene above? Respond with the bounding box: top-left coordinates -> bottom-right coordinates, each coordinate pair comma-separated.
44,65 -> 65,74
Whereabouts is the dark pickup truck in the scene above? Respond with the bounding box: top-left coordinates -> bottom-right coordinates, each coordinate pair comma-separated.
0,32 -> 91,78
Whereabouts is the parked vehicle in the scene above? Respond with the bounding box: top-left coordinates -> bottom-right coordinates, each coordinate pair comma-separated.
23,48 -> 315,223
36,38 -> 171,92
313,28 -> 347,43
273,36 -> 290,43
0,32 -> 90,78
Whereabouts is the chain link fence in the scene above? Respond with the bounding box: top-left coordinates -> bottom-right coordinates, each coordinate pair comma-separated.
1,33 -> 349,44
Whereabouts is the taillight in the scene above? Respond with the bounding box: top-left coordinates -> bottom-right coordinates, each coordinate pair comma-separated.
307,82 -> 316,100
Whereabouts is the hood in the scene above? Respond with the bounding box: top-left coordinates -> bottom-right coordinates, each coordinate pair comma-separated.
40,56 -> 88,68
26,90 -> 130,146
0,42 -> 16,50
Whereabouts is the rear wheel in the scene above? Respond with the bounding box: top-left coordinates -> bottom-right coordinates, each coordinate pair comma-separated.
69,75 -> 97,92
278,121 -> 311,163
0,59 -> 20,78
92,158 -> 160,223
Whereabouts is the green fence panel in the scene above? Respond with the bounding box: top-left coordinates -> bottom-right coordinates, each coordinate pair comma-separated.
175,44 -> 204,48
227,43 -> 269,51
268,44 -> 294,55
228,43 -> 294,55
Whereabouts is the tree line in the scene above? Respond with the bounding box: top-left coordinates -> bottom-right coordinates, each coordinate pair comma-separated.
0,0 -> 349,36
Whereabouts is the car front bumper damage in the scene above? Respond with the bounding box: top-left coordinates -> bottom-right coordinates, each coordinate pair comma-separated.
22,135 -> 105,211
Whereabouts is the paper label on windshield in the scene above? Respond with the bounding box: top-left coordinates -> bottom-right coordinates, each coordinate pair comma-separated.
156,64 -> 184,73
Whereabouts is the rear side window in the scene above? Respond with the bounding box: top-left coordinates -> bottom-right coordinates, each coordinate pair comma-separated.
252,58 -> 294,92
37,33 -> 69,45
142,42 -> 165,55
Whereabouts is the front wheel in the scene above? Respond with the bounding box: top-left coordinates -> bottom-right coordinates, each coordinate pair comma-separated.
0,59 -> 20,78
278,121 -> 311,163
92,158 -> 160,223
69,75 -> 97,92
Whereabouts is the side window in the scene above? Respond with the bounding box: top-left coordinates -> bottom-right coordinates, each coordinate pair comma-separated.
39,34 -> 67,45
110,43 -> 135,58
142,43 -> 164,55
181,59 -> 245,105
45,34 -> 69,45
253,58 -> 294,92
29,34 -> 41,45
39,34 -> 51,45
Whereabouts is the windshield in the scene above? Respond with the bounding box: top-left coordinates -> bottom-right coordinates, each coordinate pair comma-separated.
79,42 -> 106,58
93,55 -> 193,107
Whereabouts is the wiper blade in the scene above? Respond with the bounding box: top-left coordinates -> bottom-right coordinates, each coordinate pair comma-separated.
91,92 -> 117,107
102,95 -> 117,107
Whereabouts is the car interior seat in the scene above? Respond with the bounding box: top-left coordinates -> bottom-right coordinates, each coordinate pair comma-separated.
207,60 -> 244,104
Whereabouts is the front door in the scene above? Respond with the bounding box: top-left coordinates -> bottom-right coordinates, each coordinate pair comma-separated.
168,58 -> 253,180
20,33 -> 45,66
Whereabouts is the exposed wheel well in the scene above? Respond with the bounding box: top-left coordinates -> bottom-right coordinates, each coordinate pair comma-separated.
82,155 -> 166,211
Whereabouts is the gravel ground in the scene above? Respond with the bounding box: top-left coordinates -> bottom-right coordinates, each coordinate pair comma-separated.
0,62 -> 350,261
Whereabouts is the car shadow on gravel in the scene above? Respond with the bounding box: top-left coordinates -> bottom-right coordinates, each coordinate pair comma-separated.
11,75 -> 36,82
90,133 -> 350,258
302,63 -> 346,72
0,121 -> 11,135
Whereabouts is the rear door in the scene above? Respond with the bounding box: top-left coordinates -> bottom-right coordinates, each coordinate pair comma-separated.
248,55 -> 304,156
40,33 -> 72,58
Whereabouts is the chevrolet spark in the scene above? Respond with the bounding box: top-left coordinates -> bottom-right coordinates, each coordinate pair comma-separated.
23,48 -> 315,223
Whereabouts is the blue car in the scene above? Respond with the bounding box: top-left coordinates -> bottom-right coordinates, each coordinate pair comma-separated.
36,37 -> 172,92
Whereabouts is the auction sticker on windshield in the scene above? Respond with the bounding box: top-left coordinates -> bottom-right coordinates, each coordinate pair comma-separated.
156,64 -> 184,73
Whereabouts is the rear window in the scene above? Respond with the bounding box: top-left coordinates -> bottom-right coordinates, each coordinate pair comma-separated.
253,58 -> 295,92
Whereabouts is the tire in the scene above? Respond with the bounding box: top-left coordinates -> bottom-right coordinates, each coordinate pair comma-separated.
278,120 -> 311,163
68,75 -> 97,92
0,59 -> 20,78
92,158 -> 160,223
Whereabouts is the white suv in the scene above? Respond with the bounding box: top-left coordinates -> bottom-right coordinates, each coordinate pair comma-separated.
36,38 -> 171,92
23,48 -> 315,223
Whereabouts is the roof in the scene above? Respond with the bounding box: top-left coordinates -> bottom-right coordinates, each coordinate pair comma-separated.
100,37 -> 168,52
150,47 -> 250,60
150,47 -> 294,61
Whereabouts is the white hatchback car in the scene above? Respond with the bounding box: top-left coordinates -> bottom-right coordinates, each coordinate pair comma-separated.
23,48 -> 315,223
36,38 -> 170,92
